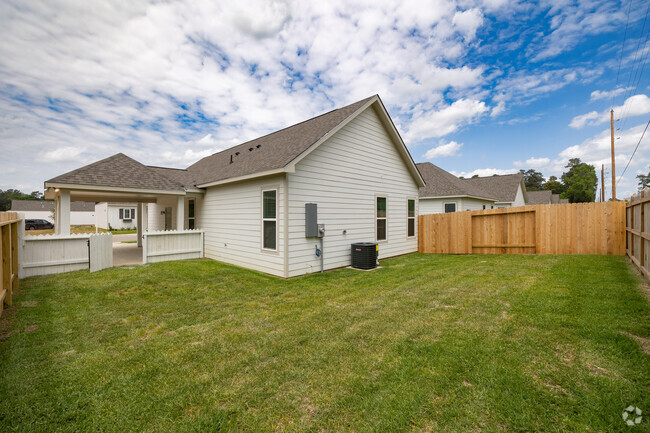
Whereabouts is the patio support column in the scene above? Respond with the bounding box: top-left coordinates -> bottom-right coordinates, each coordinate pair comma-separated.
55,189 -> 71,235
136,202 -> 143,247
176,196 -> 185,231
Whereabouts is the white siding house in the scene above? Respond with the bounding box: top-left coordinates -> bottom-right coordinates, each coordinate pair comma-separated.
95,202 -> 138,230
10,200 -> 95,225
44,95 -> 424,277
286,106 -> 419,276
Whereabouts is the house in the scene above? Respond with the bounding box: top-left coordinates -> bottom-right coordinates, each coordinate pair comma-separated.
417,163 -> 528,214
95,202 -> 139,230
43,95 -> 425,277
10,199 -> 95,225
416,162 -> 498,213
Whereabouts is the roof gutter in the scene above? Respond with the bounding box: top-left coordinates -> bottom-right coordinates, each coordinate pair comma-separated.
43,183 -> 187,196
196,168 -> 290,188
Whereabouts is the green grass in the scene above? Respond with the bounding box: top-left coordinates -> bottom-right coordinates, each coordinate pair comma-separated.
120,240 -> 137,244
1,254 -> 649,432
110,229 -> 137,234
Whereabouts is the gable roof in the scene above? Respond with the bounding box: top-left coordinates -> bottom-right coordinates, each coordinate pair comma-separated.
46,153 -> 185,192
187,95 -> 376,186
463,173 -> 525,203
527,190 -> 553,205
11,199 -> 95,212
45,95 -> 424,192
416,163 -> 497,200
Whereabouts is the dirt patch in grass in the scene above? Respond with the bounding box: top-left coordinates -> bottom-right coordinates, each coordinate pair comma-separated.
621,331 -> 650,355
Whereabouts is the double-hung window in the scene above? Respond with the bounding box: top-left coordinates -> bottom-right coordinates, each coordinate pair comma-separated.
407,199 -> 415,237
188,199 -> 195,230
376,196 -> 387,241
262,190 -> 277,250
119,208 -> 134,220
444,203 -> 456,213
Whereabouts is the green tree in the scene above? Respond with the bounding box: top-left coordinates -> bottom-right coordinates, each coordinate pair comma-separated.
560,159 -> 597,203
543,175 -> 565,194
519,169 -> 545,191
637,168 -> 650,191
0,189 -> 42,211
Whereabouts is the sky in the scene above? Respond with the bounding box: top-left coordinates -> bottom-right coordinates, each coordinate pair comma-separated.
1,0 -> 649,200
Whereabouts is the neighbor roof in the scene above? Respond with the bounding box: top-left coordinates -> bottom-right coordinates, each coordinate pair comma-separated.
416,163 -> 498,200
46,153 -> 185,191
463,173 -> 524,203
11,199 -> 95,212
527,190 -> 552,205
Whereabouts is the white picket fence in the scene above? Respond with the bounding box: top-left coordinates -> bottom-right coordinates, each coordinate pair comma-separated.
21,232 -> 113,277
142,230 -> 204,264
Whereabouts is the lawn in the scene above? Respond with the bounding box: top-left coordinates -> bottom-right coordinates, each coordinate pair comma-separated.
1,254 -> 649,432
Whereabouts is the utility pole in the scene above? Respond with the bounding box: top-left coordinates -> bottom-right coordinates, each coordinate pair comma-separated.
601,164 -> 605,202
611,109 -> 616,201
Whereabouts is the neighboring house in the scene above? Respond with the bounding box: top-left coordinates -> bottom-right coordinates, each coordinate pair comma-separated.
550,194 -> 569,204
463,173 -> 527,208
417,163 -> 498,214
417,163 -> 528,214
95,202 -> 139,230
526,190 -> 553,205
10,199 -> 95,225
43,95 -> 425,277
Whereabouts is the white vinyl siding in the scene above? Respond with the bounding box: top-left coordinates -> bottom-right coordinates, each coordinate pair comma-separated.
287,105 -> 419,277
199,175 -> 285,277
147,197 -> 201,231
419,197 -> 495,215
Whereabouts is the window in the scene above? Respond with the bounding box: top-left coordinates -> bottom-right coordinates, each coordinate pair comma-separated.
119,208 -> 135,220
377,196 -> 387,241
188,199 -> 195,230
407,199 -> 415,237
444,203 -> 456,213
262,189 -> 277,250
482,205 -> 486,210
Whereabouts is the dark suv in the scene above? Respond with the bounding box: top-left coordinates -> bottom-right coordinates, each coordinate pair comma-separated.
25,219 -> 54,230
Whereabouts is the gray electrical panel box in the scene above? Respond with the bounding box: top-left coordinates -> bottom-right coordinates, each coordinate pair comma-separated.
305,203 -> 318,237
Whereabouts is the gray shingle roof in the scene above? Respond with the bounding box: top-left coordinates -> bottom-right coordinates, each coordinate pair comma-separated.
11,200 -> 95,212
45,96 -> 377,190
46,153 -> 185,191
186,96 -> 376,186
526,190 -> 552,204
416,163 -> 498,200
463,173 -> 524,203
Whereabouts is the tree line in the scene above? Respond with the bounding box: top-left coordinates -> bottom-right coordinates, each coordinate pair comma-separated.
519,158 -> 598,203
0,189 -> 44,212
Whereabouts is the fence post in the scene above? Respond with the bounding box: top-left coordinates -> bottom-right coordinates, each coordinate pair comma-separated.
17,215 -> 24,279
142,234 -> 148,265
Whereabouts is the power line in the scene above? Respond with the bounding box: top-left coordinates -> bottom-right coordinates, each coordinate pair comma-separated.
617,119 -> 650,186
611,0 -> 634,110
619,27 -> 650,131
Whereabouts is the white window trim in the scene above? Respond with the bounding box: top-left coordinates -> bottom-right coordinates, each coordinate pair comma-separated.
376,194 -> 388,243
261,187 -> 279,253
122,208 -> 132,220
443,201 -> 457,213
406,197 -> 416,238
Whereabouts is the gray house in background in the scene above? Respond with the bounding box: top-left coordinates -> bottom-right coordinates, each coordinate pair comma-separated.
10,199 -> 95,225
43,95 -> 425,277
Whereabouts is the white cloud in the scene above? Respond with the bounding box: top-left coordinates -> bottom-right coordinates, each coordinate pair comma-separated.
570,94 -> 650,129
513,157 -> 551,169
406,99 -> 488,140
40,146 -> 84,163
491,100 -> 506,117
424,141 -> 463,159
452,8 -> 484,41
590,87 -> 629,101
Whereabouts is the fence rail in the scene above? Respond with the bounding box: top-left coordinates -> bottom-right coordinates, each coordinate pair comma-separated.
0,212 -> 20,317
419,202 -> 626,256
143,230 -> 203,264
626,189 -> 650,279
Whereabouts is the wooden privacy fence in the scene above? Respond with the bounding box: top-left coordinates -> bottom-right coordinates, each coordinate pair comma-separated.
626,189 -> 650,279
142,230 -> 204,264
0,212 -> 20,317
419,202 -> 626,255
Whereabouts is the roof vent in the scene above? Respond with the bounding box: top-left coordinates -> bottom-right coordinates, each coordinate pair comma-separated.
229,155 -> 233,164
235,152 -> 240,156
249,147 -> 253,151
256,144 -> 261,149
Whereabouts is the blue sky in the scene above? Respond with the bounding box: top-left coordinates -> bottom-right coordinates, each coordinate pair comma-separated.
0,0 -> 649,199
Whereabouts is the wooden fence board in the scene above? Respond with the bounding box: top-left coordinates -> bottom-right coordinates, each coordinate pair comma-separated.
419,202 -> 625,256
